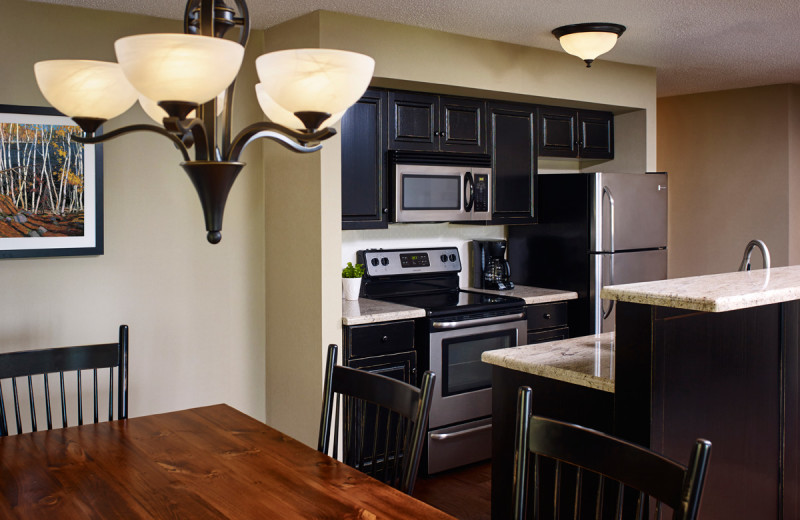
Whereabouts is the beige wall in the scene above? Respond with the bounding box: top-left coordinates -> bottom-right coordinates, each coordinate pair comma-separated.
260,10 -> 657,444
0,0 -> 266,421
658,85 -> 799,277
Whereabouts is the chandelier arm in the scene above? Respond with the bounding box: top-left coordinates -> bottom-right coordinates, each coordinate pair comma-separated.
72,124 -> 192,162
226,122 -> 336,162
168,117 -> 212,161
232,0 -> 250,46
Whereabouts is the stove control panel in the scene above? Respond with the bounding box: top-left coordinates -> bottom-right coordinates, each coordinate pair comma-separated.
360,247 -> 461,277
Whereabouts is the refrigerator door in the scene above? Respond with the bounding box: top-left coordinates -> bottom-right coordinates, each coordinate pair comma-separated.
590,172 -> 668,252
590,249 -> 668,333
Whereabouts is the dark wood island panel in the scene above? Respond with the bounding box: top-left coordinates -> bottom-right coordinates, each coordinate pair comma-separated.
614,301 -> 800,519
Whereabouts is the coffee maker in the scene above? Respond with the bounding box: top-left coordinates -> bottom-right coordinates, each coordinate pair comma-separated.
470,239 -> 514,290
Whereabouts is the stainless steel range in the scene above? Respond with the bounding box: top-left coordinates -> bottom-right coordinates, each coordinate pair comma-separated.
358,246 -> 526,473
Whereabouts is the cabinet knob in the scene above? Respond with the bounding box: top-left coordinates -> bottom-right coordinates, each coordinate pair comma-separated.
381,335 -> 389,343
383,208 -> 389,214
544,313 -> 551,320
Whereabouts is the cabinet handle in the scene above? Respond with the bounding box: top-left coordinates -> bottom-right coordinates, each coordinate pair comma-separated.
381,335 -> 389,343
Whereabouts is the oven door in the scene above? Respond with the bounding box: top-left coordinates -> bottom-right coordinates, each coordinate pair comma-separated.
428,314 -> 527,429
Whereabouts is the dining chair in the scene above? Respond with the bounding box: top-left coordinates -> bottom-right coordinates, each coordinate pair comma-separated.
0,324 -> 128,436
318,343 -> 435,495
513,386 -> 712,520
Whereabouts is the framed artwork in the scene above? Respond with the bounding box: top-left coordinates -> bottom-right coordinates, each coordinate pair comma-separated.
0,104 -> 102,258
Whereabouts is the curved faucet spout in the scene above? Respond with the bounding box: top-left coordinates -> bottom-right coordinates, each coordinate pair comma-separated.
739,239 -> 771,271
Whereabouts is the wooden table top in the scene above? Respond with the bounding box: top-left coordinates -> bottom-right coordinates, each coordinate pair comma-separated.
0,404 -> 455,519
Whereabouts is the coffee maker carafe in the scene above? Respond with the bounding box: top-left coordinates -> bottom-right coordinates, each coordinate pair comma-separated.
470,239 -> 514,290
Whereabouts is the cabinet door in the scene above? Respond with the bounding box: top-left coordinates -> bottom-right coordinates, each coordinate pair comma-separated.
342,89 -> 388,229
488,102 -> 536,223
538,106 -> 578,157
440,97 -> 487,153
347,351 -> 417,386
578,110 -> 614,159
388,91 -> 439,151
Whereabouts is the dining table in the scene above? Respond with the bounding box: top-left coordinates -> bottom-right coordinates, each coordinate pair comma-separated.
0,403 -> 456,519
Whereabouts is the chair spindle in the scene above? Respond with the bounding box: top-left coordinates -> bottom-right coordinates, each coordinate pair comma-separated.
59,371 -> 67,428
93,368 -> 99,423
0,384 -> 7,436
615,482 -> 625,520
108,369 -> 113,421
27,375 -> 37,432
595,475 -> 605,520
12,378 -> 22,435
554,459 -> 562,519
77,370 -> 83,426
44,374 -> 52,430
574,467 -> 583,519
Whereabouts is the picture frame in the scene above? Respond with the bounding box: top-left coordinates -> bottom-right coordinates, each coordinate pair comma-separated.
0,104 -> 103,258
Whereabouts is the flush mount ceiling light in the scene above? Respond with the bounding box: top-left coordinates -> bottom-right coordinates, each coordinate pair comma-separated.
34,0 -> 374,244
552,23 -> 626,68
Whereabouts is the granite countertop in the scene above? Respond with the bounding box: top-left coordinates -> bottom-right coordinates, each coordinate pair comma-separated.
481,332 -> 615,393
342,285 -> 577,325
342,298 -> 426,326
601,266 -> 800,313
468,285 -> 578,304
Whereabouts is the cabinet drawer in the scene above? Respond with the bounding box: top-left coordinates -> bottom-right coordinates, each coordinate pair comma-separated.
526,302 -> 568,330
346,320 -> 415,359
527,326 -> 569,345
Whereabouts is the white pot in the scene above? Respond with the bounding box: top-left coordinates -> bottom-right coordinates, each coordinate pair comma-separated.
342,277 -> 362,300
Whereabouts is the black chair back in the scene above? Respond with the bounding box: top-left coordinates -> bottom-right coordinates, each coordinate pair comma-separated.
0,325 -> 128,436
513,386 -> 711,520
318,344 -> 435,495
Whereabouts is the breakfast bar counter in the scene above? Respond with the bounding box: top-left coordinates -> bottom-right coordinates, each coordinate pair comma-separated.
601,267 -> 800,520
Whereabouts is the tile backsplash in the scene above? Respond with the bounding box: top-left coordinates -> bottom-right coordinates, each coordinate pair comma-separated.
342,223 -> 505,288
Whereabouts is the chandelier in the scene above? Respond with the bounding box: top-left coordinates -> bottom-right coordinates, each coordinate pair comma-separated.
33,0 -> 374,243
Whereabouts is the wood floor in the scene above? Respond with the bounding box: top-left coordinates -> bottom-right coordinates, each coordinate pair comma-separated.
412,462 -> 491,520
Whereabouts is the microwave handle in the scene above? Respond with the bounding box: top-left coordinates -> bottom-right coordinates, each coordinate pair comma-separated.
464,171 -> 474,212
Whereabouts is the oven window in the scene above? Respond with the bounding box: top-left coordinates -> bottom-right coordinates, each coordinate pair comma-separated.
441,329 -> 516,396
402,175 -> 460,210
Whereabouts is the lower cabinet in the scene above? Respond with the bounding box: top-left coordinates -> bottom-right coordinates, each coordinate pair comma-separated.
342,320 -> 417,473
525,301 -> 569,344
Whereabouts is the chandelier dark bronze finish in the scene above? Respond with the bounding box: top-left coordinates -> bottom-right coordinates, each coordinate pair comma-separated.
71,0 -> 338,244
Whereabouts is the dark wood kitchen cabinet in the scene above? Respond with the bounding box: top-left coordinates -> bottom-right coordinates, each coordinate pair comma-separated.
389,91 -> 487,153
341,89 -> 388,230
343,319 -> 417,385
525,301 -> 569,344
488,102 -> 537,223
538,106 -> 614,159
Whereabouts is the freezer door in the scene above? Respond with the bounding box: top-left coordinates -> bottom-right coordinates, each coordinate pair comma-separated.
590,172 -> 668,252
590,249 -> 668,334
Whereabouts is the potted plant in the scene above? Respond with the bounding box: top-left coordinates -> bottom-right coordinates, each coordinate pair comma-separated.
342,262 -> 365,300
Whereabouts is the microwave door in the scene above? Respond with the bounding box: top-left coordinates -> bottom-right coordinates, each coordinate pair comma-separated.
393,165 -> 467,222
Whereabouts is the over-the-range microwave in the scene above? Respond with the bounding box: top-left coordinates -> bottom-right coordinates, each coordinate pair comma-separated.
390,151 -> 492,223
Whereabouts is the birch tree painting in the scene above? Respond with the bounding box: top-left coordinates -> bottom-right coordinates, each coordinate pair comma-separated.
0,121 -> 86,238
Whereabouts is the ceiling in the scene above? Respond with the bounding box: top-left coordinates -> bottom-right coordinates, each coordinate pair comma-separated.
28,0 -> 800,97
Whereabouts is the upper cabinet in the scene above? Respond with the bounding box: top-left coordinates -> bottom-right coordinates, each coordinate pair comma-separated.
488,102 -> 537,224
388,91 -> 487,154
341,89 -> 389,230
538,106 -> 614,159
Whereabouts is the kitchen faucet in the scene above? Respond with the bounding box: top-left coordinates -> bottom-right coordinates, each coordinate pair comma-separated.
739,239 -> 771,271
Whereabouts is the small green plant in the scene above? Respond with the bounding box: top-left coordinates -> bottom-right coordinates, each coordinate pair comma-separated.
342,262 -> 365,278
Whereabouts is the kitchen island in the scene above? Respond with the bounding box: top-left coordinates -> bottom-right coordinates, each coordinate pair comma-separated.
602,267 -> 800,520
483,267 -> 800,519
483,333 -> 616,519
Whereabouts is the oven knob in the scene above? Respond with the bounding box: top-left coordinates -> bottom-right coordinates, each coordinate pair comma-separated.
381,257 -> 390,266
449,254 -> 456,262
440,254 -> 448,263
370,258 -> 379,266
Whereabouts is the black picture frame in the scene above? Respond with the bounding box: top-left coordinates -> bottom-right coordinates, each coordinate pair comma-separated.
0,104 -> 103,259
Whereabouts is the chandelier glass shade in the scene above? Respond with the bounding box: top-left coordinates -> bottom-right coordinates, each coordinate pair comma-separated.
32,0 -> 375,244
552,23 -> 626,67
34,60 -> 138,121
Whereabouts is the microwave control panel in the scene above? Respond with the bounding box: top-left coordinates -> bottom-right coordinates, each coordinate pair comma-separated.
473,173 -> 488,212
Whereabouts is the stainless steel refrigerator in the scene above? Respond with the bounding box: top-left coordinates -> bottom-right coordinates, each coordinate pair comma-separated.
508,172 -> 667,336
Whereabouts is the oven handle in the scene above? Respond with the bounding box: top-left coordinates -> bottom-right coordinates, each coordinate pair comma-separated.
431,312 -> 526,330
430,423 -> 492,440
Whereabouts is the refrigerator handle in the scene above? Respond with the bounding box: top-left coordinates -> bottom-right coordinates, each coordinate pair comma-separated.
602,186 -> 615,319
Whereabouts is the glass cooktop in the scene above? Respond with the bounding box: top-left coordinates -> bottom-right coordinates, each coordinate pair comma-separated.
373,289 -> 524,317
